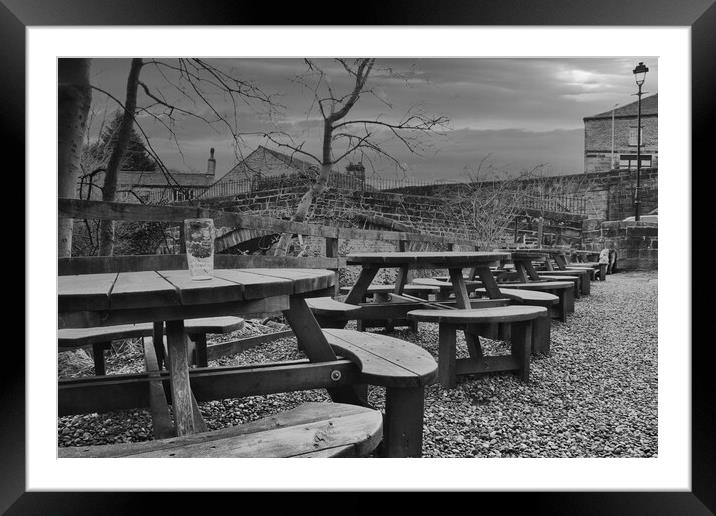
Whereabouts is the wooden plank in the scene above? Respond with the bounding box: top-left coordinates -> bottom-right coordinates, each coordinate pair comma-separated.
142,337 -> 174,439
152,322 -> 165,370
210,269 -> 293,299
110,271 -> 179,310
343,266 -> 379,305
156,269 -> 245,306
383,387 -> 425,458
394,266 -> 410,294
438,324 -> 457,388
59,404 -> 383,458
448,268 -> 471,309
58,254 -> 343,275
474,266 -> 503,299
57,273 -> 117,312
59,296 -> 290,329
58,323 -> 154,347
58,360 -> 361,416
407,306 -> 547,324
283,297 -> 337,362
243,269 -> 334,294
346,252 -> 509,268
205,330 -> 294,360
510,321 -> 531,382
323,329 -> 438,387
164,320 -> 196,436
454,355 -> 520,375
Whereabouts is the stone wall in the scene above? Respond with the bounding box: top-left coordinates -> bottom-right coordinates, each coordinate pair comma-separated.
580,220 -> 658,270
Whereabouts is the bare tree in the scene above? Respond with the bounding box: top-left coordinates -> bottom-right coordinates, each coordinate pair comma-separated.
262,58 -> 449,256
456,160 -> 546,249
84,58 -> 277,255
58,58 -> 92,257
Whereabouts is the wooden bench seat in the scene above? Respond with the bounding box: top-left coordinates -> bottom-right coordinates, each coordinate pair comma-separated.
494,281 -> 574,322
408,306 -> 547,387
322,328 -> 438,456
323,329 -> 438,388
538,268 -> 591,295
58,402 -> 383,458
411,277 -> 483,300
536,274 -> 581,298
58,316 -> 245,373
339,284 -> 439,300
475,288 -> 556,354
305,297 -> 362,329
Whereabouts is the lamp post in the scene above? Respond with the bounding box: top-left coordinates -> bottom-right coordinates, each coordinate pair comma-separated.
633,61 -> 649,221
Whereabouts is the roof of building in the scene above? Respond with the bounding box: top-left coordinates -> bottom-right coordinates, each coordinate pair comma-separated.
201,146 -> 334,198
118,169 -> 214,188
585,93 -> 658,120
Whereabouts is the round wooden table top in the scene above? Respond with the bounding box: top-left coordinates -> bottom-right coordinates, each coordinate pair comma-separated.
346,251 -> 510,268
58,268 -> 335,327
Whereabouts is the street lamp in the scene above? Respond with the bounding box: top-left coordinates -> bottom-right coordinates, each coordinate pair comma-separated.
633,61 -> 649,221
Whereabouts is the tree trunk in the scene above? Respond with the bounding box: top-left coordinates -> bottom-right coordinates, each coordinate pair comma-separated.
58,59 -> 92,257
274,120 -> 333,256
98,58 -> 143,256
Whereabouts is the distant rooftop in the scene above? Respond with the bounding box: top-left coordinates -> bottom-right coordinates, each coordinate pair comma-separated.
585,93 -> 658,120
118,169 -> 214,188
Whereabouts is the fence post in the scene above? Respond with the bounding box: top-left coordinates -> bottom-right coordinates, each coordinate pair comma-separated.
325,237 -> 340,296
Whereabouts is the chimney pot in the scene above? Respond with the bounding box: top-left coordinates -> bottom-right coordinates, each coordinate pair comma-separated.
207,148 -> 216,177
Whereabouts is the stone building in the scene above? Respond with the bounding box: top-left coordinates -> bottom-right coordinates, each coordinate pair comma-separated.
78,149 -> 218,203
201,145 -> 364,198
583,93 -> 658,174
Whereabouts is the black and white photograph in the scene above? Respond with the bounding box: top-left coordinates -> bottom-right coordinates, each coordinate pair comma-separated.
56,56 -> 661,461
10,10 -> 705,509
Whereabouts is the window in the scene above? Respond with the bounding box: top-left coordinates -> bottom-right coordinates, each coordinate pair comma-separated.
173,189 -> 195,202
628,126 -> 643,146
619,154 -> 652,170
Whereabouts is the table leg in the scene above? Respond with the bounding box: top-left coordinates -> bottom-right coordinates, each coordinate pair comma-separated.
165,319 -> 196,436
523,260 -> 542,281
344,266 -> 379,305
283,296 -> 367,406
544,258 -> 554,271
448,268 -> 471,309
394,265 -> 410,295
383,386 -> 425,457
152,322 -> 165,370
555,254 -> 568,270
474,266 -> 502,299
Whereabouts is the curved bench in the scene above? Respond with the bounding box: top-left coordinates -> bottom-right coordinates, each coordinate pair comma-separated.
407,306 -> 547,387
495,280 -> 574,322
475,287 -> 557,355
339,284 -> 439,301
58,402 -> 383,458
323,328 -> 438,456
539,268 -> 591,295
58,316 -> 245,373
305,297 -> 361,329
536,274 -> 581,298
411,277 -> 483,301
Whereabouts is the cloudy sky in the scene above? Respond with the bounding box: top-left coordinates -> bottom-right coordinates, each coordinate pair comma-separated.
87,57 -> 658,181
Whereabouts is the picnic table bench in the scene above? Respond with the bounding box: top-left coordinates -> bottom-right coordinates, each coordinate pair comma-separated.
407,306 -> 547,387
58,254 -> 437,457
58,317 -> 245,374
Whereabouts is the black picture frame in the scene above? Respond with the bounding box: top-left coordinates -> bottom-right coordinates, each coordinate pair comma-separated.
6,0 -> 708,513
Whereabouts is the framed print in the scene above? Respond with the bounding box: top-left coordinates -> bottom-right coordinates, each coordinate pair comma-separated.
6,0 -> 711,513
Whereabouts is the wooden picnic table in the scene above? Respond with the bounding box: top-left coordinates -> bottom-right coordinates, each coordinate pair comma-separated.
58,268 -> 337,437
345,251 -> 510,309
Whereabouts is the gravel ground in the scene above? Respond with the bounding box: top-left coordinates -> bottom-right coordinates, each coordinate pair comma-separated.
58,270 -> 658,457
